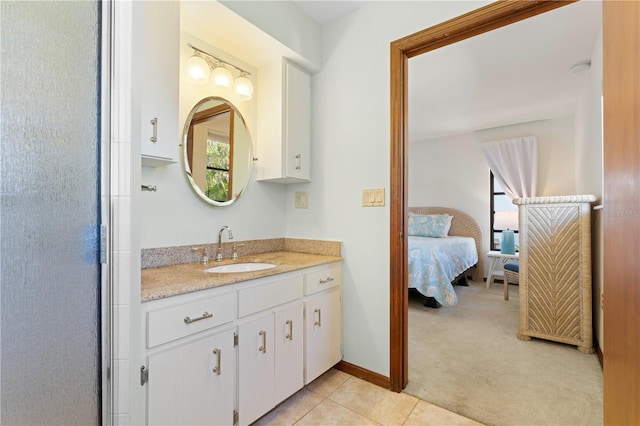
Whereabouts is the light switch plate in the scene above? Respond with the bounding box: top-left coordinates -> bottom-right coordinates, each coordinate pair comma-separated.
295,191 -> 308,209
362,189 -> 372,206
362,188 -> 385,207
374,188 -> 385,206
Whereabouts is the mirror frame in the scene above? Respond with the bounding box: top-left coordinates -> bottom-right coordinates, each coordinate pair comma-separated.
182,96 -> 253,207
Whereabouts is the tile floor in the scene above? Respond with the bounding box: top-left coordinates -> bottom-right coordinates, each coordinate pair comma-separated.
254,369 -> 483,426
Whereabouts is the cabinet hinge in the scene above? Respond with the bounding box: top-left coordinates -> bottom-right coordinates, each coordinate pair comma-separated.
234,333 -> 238,347
140,365 -> 148,386
233,410 -> 238,425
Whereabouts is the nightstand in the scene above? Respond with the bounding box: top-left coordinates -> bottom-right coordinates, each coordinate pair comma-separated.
485,251 -> 519,296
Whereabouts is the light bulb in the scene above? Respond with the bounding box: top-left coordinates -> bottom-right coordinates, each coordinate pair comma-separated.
234,74 -> 254,101
211,66 -> 233,91
185,54 -> 210,84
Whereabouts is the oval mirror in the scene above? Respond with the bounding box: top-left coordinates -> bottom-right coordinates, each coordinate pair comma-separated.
182,97 -> 253,206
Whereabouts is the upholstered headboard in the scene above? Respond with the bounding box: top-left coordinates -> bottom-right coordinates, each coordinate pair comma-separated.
408,206 -> 483,281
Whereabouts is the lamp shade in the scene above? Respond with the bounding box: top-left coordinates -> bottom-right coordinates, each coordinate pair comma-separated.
185,54 -> 210,84
233,74 -> 254,101
211,65 -> 233,91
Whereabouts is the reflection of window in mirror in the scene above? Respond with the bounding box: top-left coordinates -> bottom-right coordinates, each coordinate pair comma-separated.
187,104 -> 235,202
206,131 -> 230,201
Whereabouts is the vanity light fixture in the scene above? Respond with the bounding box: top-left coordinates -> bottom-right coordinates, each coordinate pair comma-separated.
185,54 -> 210,84
233,72 -> 254,101
211,64 -> 233,91
187,44 -> 254,100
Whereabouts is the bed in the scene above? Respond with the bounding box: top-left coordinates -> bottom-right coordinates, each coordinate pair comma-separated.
408,207 -> 483,307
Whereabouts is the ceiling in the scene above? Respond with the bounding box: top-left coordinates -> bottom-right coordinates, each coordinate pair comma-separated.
408,1 -> 602,142
294,1 -> 368,25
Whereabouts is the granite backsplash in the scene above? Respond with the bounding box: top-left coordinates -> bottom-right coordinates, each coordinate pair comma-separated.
142,238 -> 341,269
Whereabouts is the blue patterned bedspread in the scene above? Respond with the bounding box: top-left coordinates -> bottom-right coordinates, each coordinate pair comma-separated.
408,236 -> 478,306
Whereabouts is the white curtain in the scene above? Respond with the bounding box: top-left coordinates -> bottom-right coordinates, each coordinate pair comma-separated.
480,136 -> 538,200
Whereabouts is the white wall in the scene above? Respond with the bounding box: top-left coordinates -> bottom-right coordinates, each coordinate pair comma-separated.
575,29 -> 604,351
408,133 -> 491,262
139,32 -> 287,249
475,117 -> 576,196
219,0 -> 322,71
282,1 -> 491,376
575,30 -> 603,202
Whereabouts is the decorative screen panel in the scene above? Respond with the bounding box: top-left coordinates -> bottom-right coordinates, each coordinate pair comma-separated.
525,206 -> 582,339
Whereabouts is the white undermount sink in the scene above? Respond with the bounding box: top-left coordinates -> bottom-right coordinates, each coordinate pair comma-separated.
204,262 -> 276,273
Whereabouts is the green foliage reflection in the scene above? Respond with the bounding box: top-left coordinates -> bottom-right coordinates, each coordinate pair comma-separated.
206,139 -> 230,201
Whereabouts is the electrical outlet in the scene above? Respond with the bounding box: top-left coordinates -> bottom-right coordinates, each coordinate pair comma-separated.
295,191 -> 308,209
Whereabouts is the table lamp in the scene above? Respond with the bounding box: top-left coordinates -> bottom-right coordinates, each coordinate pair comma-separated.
494,210 -> 519,254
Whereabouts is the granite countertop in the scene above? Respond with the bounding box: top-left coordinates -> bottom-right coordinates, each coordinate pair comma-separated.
141,251 -> 342,302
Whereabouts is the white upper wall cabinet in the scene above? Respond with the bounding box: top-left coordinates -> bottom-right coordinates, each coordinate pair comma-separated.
140,1 -> 179,167
257,58 -> 311,183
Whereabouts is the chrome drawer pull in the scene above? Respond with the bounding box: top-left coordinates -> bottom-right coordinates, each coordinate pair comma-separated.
259,330 -> 267,353
184,311 -> 213,324
295,153 -> 302,170
150,117 -> 158,143
319,277 -> 334,284
212,348 -> 221,375
314,308 -> 322,327
285,320 -> 293,341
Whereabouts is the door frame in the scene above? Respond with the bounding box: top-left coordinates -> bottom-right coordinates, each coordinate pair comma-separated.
101,0 -> 115,422
601,1 -> 640,423
388,0 -> 577,392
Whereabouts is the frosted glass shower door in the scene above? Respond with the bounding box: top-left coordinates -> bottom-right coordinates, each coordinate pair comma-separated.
1,1 -> 103,424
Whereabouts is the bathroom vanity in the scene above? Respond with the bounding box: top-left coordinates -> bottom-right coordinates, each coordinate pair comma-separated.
137,3 -> 323,422
140,253 -> 342,425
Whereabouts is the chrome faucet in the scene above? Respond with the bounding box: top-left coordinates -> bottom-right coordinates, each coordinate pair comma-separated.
215,226 -> 234,261
191,246 -> 209,264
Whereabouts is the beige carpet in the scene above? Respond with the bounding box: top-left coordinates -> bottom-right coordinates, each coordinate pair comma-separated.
404,281 -> 603,426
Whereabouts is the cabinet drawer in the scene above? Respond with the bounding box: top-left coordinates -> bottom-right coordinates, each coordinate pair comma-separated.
305,264 -> 342,296
147,292 -> 235,348
238,275 -> 303,317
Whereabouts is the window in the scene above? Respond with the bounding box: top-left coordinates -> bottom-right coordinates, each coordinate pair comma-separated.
206,131 -> 230,202
490,171 -> 519,251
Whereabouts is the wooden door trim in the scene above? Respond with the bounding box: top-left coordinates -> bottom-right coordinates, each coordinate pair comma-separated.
602,1 -> 640,423
389,0 -> 575,392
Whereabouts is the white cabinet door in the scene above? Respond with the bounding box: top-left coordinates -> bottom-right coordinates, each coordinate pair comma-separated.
238,313 -> 275,426
304,287 -> 342,384
283,61 -> 311,181
147,328 -> 235,426
140,0 -> 179,166
274,302 -> 304,403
